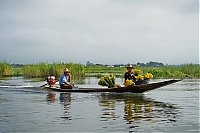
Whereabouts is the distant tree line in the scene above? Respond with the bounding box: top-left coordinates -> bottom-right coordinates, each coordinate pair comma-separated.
136,61 -> 164,67
86,61 -> 164,67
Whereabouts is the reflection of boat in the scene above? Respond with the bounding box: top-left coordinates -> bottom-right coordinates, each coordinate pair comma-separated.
44,79 -> 182,93
98,93 -> 180,124
99,93 -> 148,103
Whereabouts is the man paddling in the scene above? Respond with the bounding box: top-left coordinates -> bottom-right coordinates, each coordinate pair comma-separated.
124,63 -> 136,82
59,68 -> 74,89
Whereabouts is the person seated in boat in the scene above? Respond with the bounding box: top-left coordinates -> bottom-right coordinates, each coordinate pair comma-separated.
59,68 -> 74,89
124,63 -> 136,83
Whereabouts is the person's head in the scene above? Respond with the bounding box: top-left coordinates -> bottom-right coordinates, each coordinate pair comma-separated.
63,68 -> 70,76
126,63 -> 133,72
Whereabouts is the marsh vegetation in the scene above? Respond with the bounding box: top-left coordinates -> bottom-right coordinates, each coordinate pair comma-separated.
0,61 -> 199,79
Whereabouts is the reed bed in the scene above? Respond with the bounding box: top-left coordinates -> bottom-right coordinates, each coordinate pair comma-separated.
0,61 -> 14,77
86,66 -> 125,73
86,64 -> 200,79
0,61 -> 199,79
23,62 -> 85,78
141,64 -> 199,79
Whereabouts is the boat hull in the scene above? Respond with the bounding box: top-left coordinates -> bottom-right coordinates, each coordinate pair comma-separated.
44,79 -> 182,93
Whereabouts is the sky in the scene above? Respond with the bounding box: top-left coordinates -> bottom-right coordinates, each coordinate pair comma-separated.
0,0 -> 199,65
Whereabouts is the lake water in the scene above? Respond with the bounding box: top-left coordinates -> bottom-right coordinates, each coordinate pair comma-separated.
0,77 -> 199,132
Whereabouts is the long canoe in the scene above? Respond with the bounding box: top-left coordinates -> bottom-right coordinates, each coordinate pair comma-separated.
44,79 -> 182,93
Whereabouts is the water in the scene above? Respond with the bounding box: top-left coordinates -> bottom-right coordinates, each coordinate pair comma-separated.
0,77 -> 199,132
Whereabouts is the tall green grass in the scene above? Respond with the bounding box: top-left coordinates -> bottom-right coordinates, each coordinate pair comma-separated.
141,64 -> 199,79
86,64 -> 200,79
0,61 -> 199,79
86,66 -> 123,73
0,61 -> 13,77
23,62 -> 85,78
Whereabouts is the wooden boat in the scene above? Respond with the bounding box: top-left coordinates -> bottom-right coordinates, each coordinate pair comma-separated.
44,79 -> 182,93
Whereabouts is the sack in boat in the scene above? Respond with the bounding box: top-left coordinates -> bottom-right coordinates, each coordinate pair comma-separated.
60,84 -> 72,89
135,79 -> 149,85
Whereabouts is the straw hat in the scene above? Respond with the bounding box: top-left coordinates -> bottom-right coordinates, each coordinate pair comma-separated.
126,63 -> 133,68
63,68 -> 70,72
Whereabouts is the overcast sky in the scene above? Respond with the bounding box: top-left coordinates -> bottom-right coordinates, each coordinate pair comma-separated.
0,0 -> 199,65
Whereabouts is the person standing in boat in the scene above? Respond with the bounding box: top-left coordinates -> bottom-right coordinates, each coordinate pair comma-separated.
124,63 -> 136,83
59,68 -> 74,89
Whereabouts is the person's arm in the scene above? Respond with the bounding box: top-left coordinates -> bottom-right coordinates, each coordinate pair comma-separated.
124,73 -> 128,81
68,74 -> 71,82
133,74 -> 136,82
64,75 -> 74,86
64,82 -> 73,86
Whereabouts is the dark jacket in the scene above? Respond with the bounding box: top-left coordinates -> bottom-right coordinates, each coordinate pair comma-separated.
124,72 -> 136,82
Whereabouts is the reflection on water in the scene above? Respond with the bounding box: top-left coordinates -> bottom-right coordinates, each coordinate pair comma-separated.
59,93 -> 71,108
0,78 -> 199,132
46,92 -> 72,120
98,93 -> 180,129
99,99 -> 118,121
46,93 -> 56,103
60,93 -> 72,120
46,93 -> 72,120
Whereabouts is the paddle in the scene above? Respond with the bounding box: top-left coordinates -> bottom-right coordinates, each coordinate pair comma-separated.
40,83 -> 48,87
